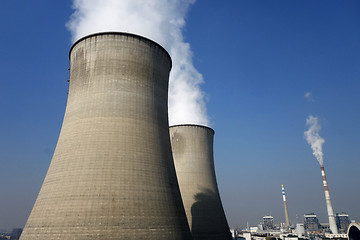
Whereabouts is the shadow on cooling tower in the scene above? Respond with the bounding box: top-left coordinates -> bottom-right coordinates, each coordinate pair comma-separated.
191,188 -> 229,240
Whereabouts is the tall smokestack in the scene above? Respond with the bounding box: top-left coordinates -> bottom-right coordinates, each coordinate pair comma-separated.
170,124 -> 232,240
304,116 -> 338,234
320,165 -> 339,234
20,32 -> 192,240
281,184 -> 290,231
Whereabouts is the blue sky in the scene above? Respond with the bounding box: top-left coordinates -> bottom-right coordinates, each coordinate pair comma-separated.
1,0 -> 360,230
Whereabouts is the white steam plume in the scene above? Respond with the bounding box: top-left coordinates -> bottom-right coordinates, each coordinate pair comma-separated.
66,0 -> 209,126
304,116 -> 325,166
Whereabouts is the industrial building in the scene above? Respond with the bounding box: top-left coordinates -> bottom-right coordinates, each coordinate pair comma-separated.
170,124 -> 232,240
296,223 -> 305,238
20,32 -> 192,240
336,212 -> 351,233
262,216 -> 275,230
303,213 -> 321,232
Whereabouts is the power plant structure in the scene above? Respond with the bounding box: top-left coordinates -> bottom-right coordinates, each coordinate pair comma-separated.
348,222 -> 360,240
320,165 -> 338,234
20,32 -> 193,240
170,124 -> 232,240
281,184 -> 290,231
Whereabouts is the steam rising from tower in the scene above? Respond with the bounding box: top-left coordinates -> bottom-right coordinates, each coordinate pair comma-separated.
304,116 -> 338,234
67,0 -> 210,126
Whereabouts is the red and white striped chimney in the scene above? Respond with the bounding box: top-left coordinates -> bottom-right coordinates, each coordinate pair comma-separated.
320,165 -> 338,234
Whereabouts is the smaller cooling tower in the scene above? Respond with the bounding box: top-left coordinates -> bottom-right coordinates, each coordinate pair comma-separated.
170,125 -> 232,240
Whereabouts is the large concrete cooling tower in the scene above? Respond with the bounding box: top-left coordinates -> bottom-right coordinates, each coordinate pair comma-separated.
170,125 -> 232,240
20,32 -> 192,240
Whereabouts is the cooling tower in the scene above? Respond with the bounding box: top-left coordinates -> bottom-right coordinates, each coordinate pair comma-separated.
320,165 -> 339,234
20,32 -> 192,240
348,222 -> 360,240
170,124 -> 232,240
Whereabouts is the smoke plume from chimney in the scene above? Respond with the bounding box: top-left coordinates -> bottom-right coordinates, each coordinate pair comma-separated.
66,0 -> 209,126
304,115 -> 325,166
304,116 -> 339,234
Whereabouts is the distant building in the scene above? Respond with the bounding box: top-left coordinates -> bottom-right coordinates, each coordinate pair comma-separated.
321,222 -> 330,232
10,228 -> 22,240
263,216 -> 275,230
284,237 -> 298,240
336,212 -> 351,233
296,223 -> 305,237
243,232 -> 251,240
304,213 -> 321,232
230,229 -> 236,238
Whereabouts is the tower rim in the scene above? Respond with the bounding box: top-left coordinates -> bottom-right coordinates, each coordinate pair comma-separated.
69,31 -> 172,69
169,124 -> 215,135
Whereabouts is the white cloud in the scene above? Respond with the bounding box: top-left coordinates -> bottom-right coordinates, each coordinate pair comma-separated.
304,91 -> 314,102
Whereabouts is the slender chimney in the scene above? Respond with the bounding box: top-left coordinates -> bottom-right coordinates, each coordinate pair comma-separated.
281,184 -> 290,231
320,165 -> 338,234
20,32 -> 192,240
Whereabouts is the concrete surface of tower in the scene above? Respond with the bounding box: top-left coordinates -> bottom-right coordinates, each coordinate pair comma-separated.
320,165 -> 339,234
170,124 -> 232,240
20,32 -> 192,240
